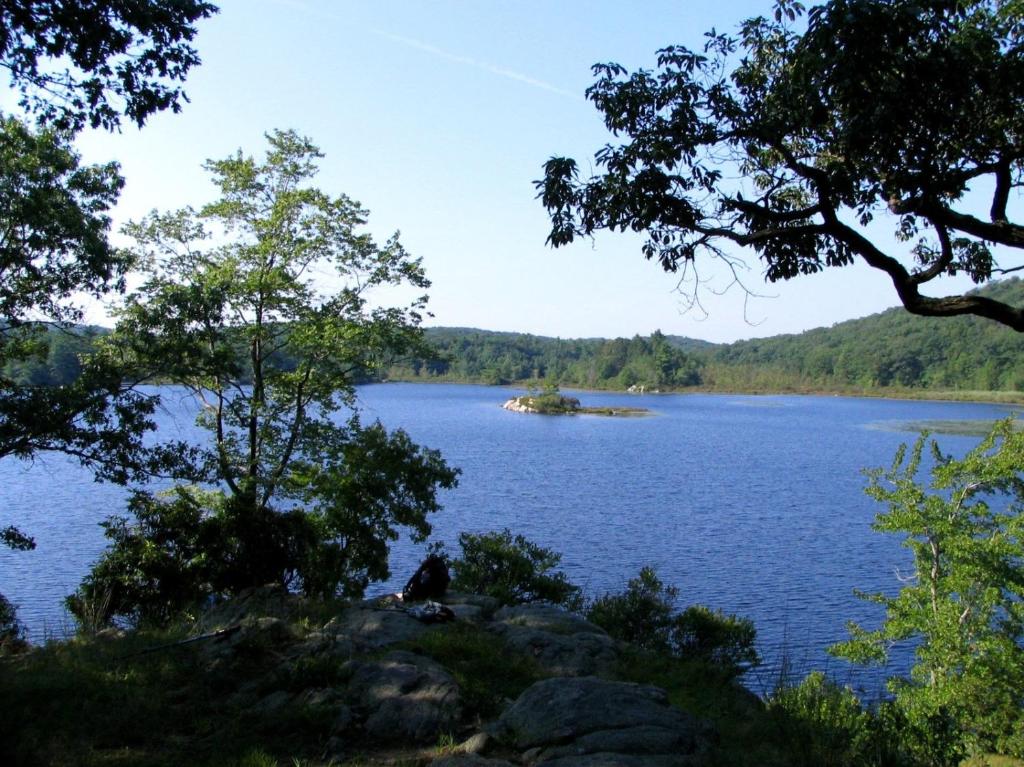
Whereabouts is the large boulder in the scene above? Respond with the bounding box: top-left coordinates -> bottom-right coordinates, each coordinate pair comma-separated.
496,676 -> 712,766
489,605 -> 618,677
325,605 -> 435,650
345,650 -> 462,743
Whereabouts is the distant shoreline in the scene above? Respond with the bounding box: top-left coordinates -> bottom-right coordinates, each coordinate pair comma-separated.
375,378 -> 1024,407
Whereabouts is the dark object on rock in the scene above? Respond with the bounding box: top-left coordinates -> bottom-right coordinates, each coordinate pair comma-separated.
403,555 -> 451,602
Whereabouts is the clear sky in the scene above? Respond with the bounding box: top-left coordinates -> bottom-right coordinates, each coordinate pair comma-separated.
63,0 -> 983,343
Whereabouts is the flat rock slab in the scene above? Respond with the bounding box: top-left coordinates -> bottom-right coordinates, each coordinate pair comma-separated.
326,606 -> 435,649
490,605 -> 618,676
498,676 -> 711,765
200,615 -> 300,662
443,592 -> 501,614
346,650 -> 461,743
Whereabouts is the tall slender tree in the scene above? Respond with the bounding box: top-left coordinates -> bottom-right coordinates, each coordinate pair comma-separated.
71,131 -> 458,624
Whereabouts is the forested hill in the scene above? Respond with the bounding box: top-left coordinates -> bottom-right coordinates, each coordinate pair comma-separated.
703,277 -> 1024,393
7,279 -> 1024,395
390,278 -> 1024,394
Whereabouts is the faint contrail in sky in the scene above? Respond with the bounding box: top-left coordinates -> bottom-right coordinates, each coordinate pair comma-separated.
370,29 -> 583,102
264,0 -> 581,101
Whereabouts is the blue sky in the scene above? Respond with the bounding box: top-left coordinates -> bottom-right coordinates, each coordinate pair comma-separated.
65,0 -> 984,343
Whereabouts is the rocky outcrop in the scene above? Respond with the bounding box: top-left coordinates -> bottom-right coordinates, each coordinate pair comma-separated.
489,604 -> 619,677
502,395 -> 581,414
324,604 -> 437,650
183,590 -> 718,765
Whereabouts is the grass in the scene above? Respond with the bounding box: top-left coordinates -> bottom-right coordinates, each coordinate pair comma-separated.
0,625 -> 338,767
0,614 -> 540,766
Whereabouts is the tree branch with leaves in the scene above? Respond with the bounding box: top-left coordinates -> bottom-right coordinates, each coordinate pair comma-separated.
538,0 -> 1024,329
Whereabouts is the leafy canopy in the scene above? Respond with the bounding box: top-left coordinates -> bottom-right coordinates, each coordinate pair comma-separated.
1,0 -> 217,131
1,0 -> 216,632
0,115 -> 171,480
71,131 -> 459,626
538,0 -> 1024,329
831,418 -> 1024,760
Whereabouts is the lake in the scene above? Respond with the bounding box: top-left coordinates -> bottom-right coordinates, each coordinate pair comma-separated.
0,383 -> 1015,696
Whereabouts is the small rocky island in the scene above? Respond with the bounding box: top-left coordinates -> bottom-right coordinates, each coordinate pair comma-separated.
502,387 -> 649,417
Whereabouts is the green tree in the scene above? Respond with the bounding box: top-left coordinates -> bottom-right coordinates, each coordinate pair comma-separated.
0,116 -> 180,614
831,419 -> 1024,761
70,131 -> 459,625
538,0 -> 1024,330
587,566 -> 678,653
1,0 -> 217,630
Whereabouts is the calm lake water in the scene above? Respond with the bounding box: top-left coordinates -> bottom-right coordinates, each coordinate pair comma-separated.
0,383 -> 1015,695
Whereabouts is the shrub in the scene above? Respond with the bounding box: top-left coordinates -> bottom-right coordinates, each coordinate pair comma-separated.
586,566 -> 677,652
69,421 -> 457,629
586,567 -> 758,678
672,604 -> 759,674
448,529 -> 582,608
0,593 -> 24,649
832,419 -> 1024,760
767,671 -> 881,767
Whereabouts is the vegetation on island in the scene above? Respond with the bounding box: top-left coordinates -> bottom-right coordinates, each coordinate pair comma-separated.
503,383 -> 650,416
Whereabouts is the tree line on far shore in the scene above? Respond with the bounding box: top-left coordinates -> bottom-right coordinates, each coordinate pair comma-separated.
13,276 -> 1024,396
388,278 -> 1024,393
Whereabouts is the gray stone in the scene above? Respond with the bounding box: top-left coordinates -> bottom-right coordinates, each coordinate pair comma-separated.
201,615 -> 300,661
493,604 -> 603,635
448,603 -> 485,622
497,677 -> 709,762
252,689 -> 292,715
443,591 -> 500,615
294,687 -> 339,708
332,703 -> 354,732
287,630 -> 356,661
460,731 -> 491,754
561,725 -> 698,756
347,650 -> 461,743
325,606 -> 434,650
489,606 -> 618,676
